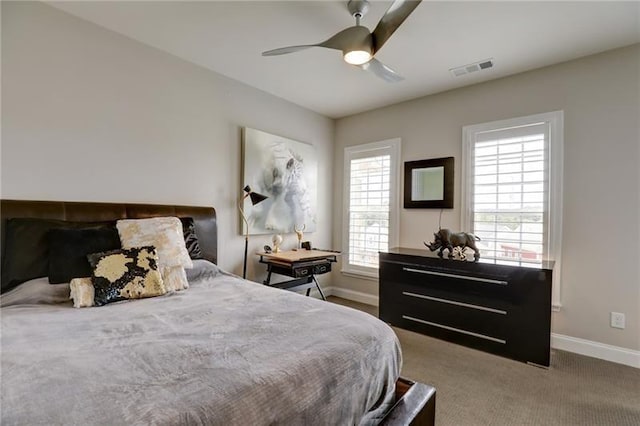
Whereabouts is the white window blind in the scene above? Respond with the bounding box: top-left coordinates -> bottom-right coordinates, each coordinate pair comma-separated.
343,139 -> 400,279
348,155 -> 391,268
463,111 -> 563,309
471,123 -> 548,264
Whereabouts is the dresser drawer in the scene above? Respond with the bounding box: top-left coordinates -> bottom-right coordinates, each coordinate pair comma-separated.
380,265 -> 512,311
395,312 -> 509,357
381,261 -> 510,296
395,293 -> 510,342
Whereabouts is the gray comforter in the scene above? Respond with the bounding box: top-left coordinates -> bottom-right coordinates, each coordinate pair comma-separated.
1,264 -> 401,425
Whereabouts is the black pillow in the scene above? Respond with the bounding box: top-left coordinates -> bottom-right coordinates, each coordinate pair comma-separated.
1,218 -> 115,293
48,227 -> 121,284
180,217 -> 202,259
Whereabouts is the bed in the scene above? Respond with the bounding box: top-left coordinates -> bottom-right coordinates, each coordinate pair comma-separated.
0,199 -> 435,425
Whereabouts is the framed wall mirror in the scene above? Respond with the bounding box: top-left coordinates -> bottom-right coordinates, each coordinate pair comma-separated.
404,157 -> 454,208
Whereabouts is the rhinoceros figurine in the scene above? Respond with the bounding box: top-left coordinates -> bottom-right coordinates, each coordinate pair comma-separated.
424,228 -> 481,261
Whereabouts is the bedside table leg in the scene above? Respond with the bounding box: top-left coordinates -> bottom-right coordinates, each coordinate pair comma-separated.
263,268 -> 272,285
312,276 -> 326,301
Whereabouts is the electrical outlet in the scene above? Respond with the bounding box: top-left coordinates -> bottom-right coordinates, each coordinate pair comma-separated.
610,312 -> 625,329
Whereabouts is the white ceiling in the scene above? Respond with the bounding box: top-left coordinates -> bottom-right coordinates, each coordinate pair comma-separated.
49,1 -> 640,119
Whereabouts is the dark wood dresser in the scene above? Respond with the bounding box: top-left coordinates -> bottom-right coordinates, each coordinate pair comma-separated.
379,248 -> 553,367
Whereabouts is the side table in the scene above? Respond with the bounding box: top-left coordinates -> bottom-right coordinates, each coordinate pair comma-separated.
256,250 -> 340,301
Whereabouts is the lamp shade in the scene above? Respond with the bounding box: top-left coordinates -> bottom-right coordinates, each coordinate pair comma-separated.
243,185 -> 268,206
249,192 -> 267,205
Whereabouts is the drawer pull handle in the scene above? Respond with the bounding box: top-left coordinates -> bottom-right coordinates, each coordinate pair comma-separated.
402,315 -> 507,344
402,291 -> 507,315
402,267 -> 508,286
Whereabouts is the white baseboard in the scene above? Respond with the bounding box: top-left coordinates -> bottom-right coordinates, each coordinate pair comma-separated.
551,333 -> 639,368
322,286 -> 379,306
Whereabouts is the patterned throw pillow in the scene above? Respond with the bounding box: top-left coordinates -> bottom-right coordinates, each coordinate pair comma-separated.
87,246 -> 166,306
180,217 -> 203,260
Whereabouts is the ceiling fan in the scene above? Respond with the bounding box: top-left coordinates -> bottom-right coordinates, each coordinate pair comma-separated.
262,0 -> 422,83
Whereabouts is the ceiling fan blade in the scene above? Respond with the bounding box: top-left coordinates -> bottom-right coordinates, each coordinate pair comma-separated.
263,26 -> 366,57
358,58 -> 404,83
371,0 -> 422,54
262,45 -> 316,56
319,26 -> 368,51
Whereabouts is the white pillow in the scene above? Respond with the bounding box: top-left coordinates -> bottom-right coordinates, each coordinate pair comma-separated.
117,217 -> 192,291
69,277 -> 95,308
116,217 -> 193,270
162,266 -> 189,292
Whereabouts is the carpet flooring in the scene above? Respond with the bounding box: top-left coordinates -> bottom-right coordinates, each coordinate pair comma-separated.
328,296 -> 640,426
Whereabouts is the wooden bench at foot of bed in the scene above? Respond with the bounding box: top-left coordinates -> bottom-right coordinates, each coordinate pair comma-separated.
381,377 -> 436,426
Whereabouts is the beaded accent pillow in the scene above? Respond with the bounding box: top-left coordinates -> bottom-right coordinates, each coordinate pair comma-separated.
87,246 -> 166,306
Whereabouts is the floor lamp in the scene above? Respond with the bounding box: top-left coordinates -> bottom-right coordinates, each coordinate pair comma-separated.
238,185 -> 268,279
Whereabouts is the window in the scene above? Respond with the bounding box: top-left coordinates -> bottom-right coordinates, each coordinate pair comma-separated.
462,111 -> 563,309
343,139 -> 400,279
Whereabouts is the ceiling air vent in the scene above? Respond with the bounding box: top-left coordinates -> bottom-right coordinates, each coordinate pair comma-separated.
450,58 -> 494,77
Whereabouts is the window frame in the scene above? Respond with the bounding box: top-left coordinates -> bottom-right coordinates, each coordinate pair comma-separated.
342,138 -> 401,280
462,111 -> 564,310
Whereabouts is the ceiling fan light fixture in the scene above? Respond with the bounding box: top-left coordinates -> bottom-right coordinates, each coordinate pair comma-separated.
344,49 -> 372,65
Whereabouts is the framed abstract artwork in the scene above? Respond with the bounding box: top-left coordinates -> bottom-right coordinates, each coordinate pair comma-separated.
241,127 -> 318,235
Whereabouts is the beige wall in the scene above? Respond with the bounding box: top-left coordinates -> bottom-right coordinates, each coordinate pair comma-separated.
1,2 -> 334,283
333,45 -> 640,351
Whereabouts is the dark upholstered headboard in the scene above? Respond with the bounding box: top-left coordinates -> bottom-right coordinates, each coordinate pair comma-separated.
1,200 -> 217,291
